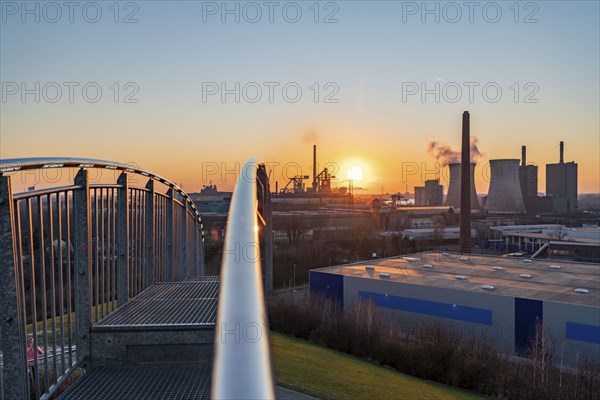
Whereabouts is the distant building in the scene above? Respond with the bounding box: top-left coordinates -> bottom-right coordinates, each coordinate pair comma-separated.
311,251 -> 600,365
546,141 -> 578,212
189,185 -> 232,214
414,187 -> 425,206
519,146 -> 539,204
489,225 -> 600,262
414,179 -> 443,207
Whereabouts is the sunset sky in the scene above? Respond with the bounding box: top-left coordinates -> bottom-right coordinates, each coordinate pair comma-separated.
1,1 -> 598,194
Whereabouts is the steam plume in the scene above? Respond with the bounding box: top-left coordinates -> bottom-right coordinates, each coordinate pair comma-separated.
427,137 -> 485,166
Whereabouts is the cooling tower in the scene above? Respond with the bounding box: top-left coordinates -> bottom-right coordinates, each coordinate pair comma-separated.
484,159 -> 526,213
444,163 -> 480,209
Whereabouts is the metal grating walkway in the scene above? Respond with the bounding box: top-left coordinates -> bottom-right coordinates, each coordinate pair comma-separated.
95,278 -> 219,328
58,363 -> 211,400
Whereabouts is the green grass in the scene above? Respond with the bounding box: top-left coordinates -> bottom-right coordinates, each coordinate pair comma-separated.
271,332 -> 486,400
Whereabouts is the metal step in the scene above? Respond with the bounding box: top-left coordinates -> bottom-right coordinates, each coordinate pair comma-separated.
90,278 -> 219,368
57,363 -> 211,400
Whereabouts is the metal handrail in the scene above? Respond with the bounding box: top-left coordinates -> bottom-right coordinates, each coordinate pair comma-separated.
211,158 -> 275,400
0,157 -> 204,239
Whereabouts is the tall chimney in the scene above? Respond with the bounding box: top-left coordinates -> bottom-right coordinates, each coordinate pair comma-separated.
520,146 -> 528,204
312,145 -> 317,191
459,111 -> 471,253
275,181 -> 279,193
560,141 -> 564,163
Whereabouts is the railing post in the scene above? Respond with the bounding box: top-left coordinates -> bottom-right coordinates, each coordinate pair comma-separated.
0,175 -> 30,399
199,219 -> 205,276
193,221 -> 200,276
73,169 -> 92,366
257,165 -> 273,299
116,172 -> 129,306
166,188 -> 174,281
145,179 -> 155,286
181,201 -> 187,279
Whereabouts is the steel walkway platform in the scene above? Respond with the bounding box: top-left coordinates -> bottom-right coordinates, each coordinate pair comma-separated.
57,363 -> 211,400
94,279 -> 219,329
58,277 -> 219,399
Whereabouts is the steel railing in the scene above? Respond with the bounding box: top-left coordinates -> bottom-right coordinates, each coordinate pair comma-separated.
0,158 -> 205,400
211,159 -> 274,400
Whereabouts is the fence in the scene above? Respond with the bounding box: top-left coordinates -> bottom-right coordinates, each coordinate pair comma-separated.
0,158 -> 204,400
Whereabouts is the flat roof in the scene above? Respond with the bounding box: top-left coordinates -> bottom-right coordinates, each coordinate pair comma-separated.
313,252 -> 600,307
504,232 -> 600,245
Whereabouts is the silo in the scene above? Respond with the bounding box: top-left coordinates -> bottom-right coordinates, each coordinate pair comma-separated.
484,159 -> 526,213
444,163 -> 480,209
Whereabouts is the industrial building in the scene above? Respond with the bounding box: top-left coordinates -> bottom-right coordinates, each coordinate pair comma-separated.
310,252 -> 600,364
444,162 -> 480,210
414,179 -> 444,206
489,225 -> 600,262
272,145 -> 351,210
519,146 -> 539,199
373,206 -> 457,230
401,227 -> 475,241
484,159 -> 527,214
546,141 -> 578,212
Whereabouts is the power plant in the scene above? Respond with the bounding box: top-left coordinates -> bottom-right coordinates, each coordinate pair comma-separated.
414,179 -> 443,206
546,141 -> 578,212
272,145 -> 351,209
444,163 -> 480,210
484,159 -> 527,213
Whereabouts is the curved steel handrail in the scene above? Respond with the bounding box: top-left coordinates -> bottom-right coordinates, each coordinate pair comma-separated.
211,158 -> 275,400
0,157 -> 204,239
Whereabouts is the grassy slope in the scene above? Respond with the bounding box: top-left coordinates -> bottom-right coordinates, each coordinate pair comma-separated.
271,332 -> 485,400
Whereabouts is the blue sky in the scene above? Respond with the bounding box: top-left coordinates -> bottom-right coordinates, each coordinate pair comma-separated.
1,1 -> 599,193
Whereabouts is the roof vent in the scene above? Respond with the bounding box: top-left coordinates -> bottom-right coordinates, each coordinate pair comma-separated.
481,285 -> 495,290
550,265 -> 561,269
454,275 -> 466,280
574,288 -> 589,294
379,272 -> 390,278
492,266 -> 504,271
520,273 -> 532,279
422,264 -> 433,269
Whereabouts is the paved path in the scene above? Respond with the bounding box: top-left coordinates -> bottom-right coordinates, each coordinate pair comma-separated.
276,386 -> 319,400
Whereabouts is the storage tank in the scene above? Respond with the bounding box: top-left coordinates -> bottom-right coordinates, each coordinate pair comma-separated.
444,163 -> 480,209
484,159 -> 526,213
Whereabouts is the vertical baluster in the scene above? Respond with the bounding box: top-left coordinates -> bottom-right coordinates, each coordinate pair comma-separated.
146,180 -> 155,287
0,175 -> 30,399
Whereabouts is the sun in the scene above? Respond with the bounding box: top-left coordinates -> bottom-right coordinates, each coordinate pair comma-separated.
347,166 -> 363,181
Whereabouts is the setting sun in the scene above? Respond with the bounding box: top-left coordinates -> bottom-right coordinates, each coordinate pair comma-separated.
347,166 -> 363,181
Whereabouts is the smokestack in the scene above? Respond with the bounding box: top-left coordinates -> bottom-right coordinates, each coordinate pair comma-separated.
275,181 -> 278,193
460,111 -> 471,253
520,146 -> 528,204
560,141 -> 564,163
312,145 -> 317,191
